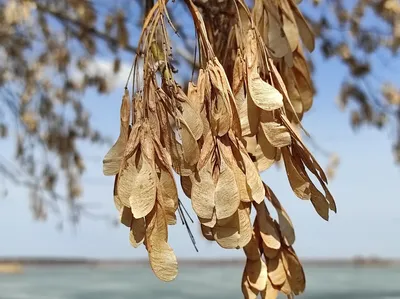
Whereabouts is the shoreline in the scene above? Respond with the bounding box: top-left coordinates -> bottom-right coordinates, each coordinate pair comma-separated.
1,257 -> 399,268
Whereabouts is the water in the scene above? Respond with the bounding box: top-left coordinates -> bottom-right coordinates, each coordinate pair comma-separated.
1,265 -> 400,299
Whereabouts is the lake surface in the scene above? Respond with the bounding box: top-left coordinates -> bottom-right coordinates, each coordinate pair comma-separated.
1,265 -> 400,299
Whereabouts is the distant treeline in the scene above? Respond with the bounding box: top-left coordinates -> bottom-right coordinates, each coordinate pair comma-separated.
0,258 -> 98,266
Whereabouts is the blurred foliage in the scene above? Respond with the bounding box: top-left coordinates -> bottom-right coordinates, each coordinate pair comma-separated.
0,0 -> 398,222
305,0 -> 400,157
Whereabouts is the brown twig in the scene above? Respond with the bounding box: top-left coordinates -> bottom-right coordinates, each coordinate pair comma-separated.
35,2 -> 138,54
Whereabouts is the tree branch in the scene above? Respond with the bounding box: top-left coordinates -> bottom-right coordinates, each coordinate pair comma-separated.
34,2 -> 138,54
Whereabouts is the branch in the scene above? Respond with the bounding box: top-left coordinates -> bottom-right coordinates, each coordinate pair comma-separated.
34,2 -> 138,54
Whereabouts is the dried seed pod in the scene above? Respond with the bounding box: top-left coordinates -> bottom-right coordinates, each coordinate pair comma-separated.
245,258 -> 268,291
244,230 -> 262,261
212,211 -> 241,249
288,0 -> 315,52
190,158 -> 216,220
282,147 -> 311,200
255,203 -> 281,258
244,135 -> 276,172
264,184 -> 295,246
266,3 -> 292,60
199,213 -> 217,228
120,206 -> 132,228
260,281 -> 279,299
248,75 -> 284,112
238,202 -> 253,248
179,119 -> 200,166
148,240 -> 178,282
157,171 -> 178,225
113,174 -> 122,211
117,149 -> 140,207
129,217 -> 146,248
187,81 -> 202,114
180,175 -> 192,198
128,153 -> 157,219
242,271 -> 260,299
239,146 -> 265,203
235,86 -> 252,136
267,255 -> 286,287
180,98 -> 204,140
260,121 -> 292,148
284,248 -> 306,295
103,89 -> 130,175
215,149 -> 240,220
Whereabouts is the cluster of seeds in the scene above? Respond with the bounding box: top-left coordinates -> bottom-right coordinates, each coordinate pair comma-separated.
103,0 -> 336,297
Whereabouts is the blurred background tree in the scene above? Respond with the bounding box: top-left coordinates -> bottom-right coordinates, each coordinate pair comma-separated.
0,0 -> 399,222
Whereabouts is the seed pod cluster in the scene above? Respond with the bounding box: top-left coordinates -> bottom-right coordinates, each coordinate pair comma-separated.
242,185 -> 305,299
104,87 -> 181,281
252,0 -> 315,124
102,0 -> 336,296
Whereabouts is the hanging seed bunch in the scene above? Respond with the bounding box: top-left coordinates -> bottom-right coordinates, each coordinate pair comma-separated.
103,0 -> 336,297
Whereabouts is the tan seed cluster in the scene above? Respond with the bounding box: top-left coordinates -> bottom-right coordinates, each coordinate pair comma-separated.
102,0 -> 336,297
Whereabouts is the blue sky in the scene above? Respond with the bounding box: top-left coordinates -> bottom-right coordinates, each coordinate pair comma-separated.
1,2 -> 400,260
